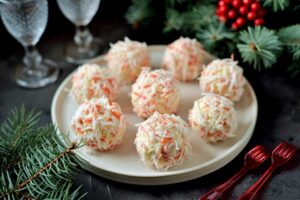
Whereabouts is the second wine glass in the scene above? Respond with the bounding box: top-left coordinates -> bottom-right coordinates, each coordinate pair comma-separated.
57,0 -> 104,64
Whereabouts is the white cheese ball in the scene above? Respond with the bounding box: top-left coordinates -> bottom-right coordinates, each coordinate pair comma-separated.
135,112 -> 191,170
71,96 -> 126,151
162,37 -> 205,82
106,37 -> 150,84
131,68 -> 180,118
189,93 -> 238,142
71,64 -> 119,103
199,59 -> 246,102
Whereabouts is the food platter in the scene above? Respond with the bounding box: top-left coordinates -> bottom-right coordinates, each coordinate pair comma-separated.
51,45 -> 258,185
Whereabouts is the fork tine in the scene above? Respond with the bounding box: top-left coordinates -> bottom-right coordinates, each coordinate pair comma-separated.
251,148 -> 264,158
272,142 -> 286,154
278,145 -> 287,155
257,155 -> 270,162
282,146 -> 295,157
285,148 -> 297,159
248,145 -> 263,154
256,150 -> 271,159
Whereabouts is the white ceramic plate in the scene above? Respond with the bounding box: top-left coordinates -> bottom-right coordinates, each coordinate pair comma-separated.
51,45 -> 258,185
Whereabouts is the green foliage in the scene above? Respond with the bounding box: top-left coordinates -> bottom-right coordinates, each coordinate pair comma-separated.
196,22 -> 236,56
263,0 -> 289,12
126,0 -> 300,73
125,0 -> 154,28
164,4 -> 217,33
278,24 -> 300,60
0,105 -> 41,170
0,107 -> 84,200
237,27 -> 283,70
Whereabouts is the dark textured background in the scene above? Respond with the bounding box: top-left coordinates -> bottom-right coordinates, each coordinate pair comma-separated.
0,0 -> 300,199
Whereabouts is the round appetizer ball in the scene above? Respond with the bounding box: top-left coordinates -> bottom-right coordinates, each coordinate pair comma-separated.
71,64 -> 119,103
131,68 -> 180,118
71,96 -> 126,151
189,93 -> 238,142
162,37 -> 205,82
135,112 -> 191,170
199,58 -> 246,102
105,37 -> 150,84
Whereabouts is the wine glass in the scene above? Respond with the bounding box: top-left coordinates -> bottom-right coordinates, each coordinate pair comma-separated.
57,0 -> 104,64
0,0 -> 59,89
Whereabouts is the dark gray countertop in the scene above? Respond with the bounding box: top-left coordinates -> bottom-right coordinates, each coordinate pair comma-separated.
0,19 -> 300,200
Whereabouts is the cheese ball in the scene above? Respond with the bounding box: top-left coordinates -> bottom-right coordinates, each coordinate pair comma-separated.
162,37 -> 205,82
199,58 -> 246,102
189,93 -> 238,142
135,112 -> 191,170
131,68 -> 180,118
71,96 -> 126,151
106,37 -> 150,84
71,64 -> 119,103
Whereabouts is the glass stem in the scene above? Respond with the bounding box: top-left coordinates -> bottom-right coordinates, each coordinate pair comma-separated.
23,45 -> 42,71
74,26 -> 93,53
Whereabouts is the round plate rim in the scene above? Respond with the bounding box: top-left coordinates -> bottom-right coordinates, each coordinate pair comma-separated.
51,45 -> 258,183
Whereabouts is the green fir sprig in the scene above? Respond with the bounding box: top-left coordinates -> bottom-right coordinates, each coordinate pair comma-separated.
263,0 -> 290,12
196,22 -> 236,56
125,0 -> 154,28
237,27 -> 283,70
0,106 -> 85,200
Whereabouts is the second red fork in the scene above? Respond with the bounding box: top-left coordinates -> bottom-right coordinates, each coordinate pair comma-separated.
200,145 -> 270,200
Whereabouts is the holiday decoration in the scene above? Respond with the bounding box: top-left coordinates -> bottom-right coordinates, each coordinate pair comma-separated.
0,106 -> 84,199
216,0 -> 267,30
125,0 -> 300,74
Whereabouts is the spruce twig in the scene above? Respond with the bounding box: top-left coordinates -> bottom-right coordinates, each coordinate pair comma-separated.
237,27 -> 283,70
0,107 -> 85,200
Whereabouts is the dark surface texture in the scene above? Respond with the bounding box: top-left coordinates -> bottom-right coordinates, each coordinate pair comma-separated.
0,1 -> 300,200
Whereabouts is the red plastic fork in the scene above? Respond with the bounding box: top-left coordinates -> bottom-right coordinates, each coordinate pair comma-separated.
239,142 -> 297,200
200,145 -> 270,200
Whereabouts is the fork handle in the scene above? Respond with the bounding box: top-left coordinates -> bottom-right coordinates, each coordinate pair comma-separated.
200,166 -> 248,200
239,165 -> 277,200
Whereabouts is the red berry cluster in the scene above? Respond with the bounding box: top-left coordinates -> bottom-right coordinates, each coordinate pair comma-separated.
216,0 -> 267,30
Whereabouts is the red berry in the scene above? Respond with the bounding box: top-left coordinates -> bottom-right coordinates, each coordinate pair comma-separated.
251,2 -> 261,11
254,18 -> 265,26
218,5 -> 228,14
232,22 -> 239,30
236,17 -> 246,26
232,0 -> 241,8
243,0 -> 252,5
239,6 -> 248,15
247,12 -> 257,20
218,0 -> 226,7
224,0 -> 232,4
228,10 -> 237,19
257,9 -> 267,17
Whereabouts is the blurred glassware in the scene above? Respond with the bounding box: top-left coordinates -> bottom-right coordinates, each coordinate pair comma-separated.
57,0 -> 104,64
0,0 -> 59,89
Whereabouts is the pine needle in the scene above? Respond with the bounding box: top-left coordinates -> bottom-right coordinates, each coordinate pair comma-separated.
125,0 -> 154,28
196,22 -> 236,56
0,107 -> 85,199
263,0 -> 289,12
237,27 -> 283,70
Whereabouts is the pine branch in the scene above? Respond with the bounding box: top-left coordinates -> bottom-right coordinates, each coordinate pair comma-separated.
278,24 -> 300,61
0,107 -> 85,200
0,105 -> 41,170
125,0 -> 155,28
164,4 -> 216,33
237,27 -> 283,70
287,62 -> 300,77
263,0 -> 289,12
196,21 -> 236,56
278,24 -> 300,45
